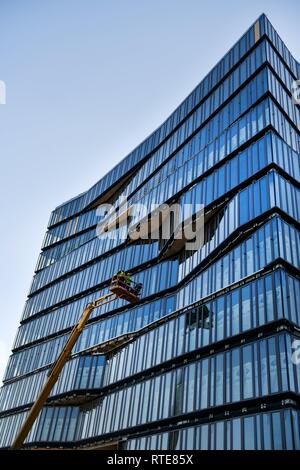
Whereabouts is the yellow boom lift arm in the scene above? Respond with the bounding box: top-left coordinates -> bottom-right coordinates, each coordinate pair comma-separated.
11,275 -> 141,450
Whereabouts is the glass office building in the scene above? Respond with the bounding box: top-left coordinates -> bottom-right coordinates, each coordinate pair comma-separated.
1,14 -> 300,449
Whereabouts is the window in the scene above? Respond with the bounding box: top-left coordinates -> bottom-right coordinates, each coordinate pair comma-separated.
177,315 -> 185,355
210,357 -> 215,407
272,412 -> 283,450
232,418 -> 241,450
186,364 -> 196,413
200,359 -> 209,409
185,428 -> 194,450
131,384 -> 141,427
140,381 -> 150,424
200,424 -> 209,450
240,87 -> 247,114
232,349 -> 240,402
207,142 -> 214,169
61,408 -> 72,442
230,157 -> 238,190
244,417 -> 255,450
201,303 -> 210,347
217,165 -> 225,199
242,345 -> 253,399
230,123 -> 238,151
186,311 -> 197,352
166,321 -> 174,361
260,175 -> 268,214
284,410 -> 294,450
223,254 -> 229,288
231,290 -> 240,336
162,372 -> 172,419
265,275 -> 274,322
258,278 -> 265,325
215,354 -> 224,406
79,356 -> 92,389
241,285 -> 251,331
260,340 -> 269,396
225,351 -> 231,403
245,237 -> 254,276
216,422 -> 224,450
239,150 -> 247,182
219,133 -> 225,160
173,370 -> 183,416
216,297 -> 225,341
239,188 -> 248,226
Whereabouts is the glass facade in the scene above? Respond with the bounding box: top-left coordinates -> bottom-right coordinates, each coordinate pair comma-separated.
0,14 -> 299,449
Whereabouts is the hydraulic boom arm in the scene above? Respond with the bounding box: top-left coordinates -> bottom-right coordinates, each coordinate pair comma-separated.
11,292 -> 115,450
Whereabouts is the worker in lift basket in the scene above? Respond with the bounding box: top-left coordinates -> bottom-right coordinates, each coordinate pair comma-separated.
117,270 -> 131,287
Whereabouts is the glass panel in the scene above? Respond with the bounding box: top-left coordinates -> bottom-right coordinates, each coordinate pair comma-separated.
241,285 -> 251,331
200,424 -> 209,450
216,422 -> 224,450
200,359 -> 209,409
263,413 -> 272,449
268,338 -> 279,393
242,345 -> 253,399
232,418 -> 241,450
215,354 -> 224,407
244,416 -> 255,450
260,340 -> 269,396
232,349 -> 240,402
272,412 -> 283,450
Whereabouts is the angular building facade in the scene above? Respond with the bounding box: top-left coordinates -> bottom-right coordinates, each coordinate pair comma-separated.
1,14 -> 300,449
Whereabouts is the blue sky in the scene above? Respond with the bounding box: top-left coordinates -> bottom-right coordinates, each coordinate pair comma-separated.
0,0 -> 299,382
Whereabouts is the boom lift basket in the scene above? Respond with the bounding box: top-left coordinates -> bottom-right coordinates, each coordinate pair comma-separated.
109,275 -> 142,304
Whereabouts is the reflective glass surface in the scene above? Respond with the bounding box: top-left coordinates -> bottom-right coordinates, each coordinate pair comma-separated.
1,14 -> 300,449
